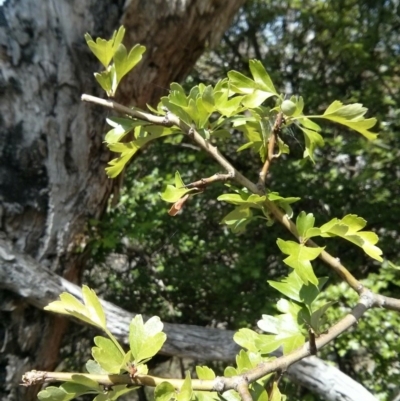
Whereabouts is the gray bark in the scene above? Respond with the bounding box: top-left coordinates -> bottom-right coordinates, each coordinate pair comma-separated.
0,237 -> 378,401
0,0 -> 245,399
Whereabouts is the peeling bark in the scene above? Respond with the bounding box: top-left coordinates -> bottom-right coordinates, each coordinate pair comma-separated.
0,1 -> 245,399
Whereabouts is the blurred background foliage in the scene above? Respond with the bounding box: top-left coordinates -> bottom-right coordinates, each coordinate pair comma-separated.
82,0 -> 400,399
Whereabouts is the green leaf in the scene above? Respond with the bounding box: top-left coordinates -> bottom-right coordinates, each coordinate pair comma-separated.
251,383 -> 270,401
222,390 -> 241,401
268,271 -> 328,311
218,193 -> 266,207
236,350 -> 252,372
276,240 -> 323,285
258,311 -> 305,354
38,387 -> 75,401
296,211 -> 315,240
84,26 -> 125,68
114,43 -> 146,85
86,359 -> 108,374
177,372 -> 192,401
94,70 -> 114,96
298,125 -> 324,162
221,207 -> 253,234
106,128 -> 176,178
224,367 -> 238,378
92,336 -> 125,373
196,366 -> 216,380
249,60 -> 278,95
270,382 -> 283,401
82,286 -> 106,328
44,285 -> 106,330
267,192 -> 300,218
228,70 -> 256,94
233,328 -> 260,352
160,171 -> 199,203
242,90 -> 275,108
194,391 -> 220,401
319,101 -> 378,140
155,382 -> 176,401
309,301 -> 336,334
105,117 -> 147,144
129,315 -> 167,364
320,214 -> 383,261
255,334 -> 284,354
69,374 -> 100,391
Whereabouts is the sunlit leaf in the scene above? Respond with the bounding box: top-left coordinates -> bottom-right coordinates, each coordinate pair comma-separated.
276,240 -> 322,285
320,214 -> 383,261
155,382 -> 176,401
196,366 -> 216,380
92,336 -> 125,373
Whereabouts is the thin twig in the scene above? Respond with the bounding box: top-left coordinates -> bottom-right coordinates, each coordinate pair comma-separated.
184,173 -> 233,190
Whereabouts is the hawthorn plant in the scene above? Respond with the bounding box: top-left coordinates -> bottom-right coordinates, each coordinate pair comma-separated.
22,26 -> 400,401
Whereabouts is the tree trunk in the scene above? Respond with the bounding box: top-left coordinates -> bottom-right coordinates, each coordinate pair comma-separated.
0,1 -> 245,400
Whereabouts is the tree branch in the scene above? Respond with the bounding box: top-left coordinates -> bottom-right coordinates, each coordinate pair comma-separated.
0,237 -> 379,400
80,94 -> 388,299
21,299 -> 371,393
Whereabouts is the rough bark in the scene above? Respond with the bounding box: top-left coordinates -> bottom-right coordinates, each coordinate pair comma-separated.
0,1 -> 245,399
0,237 -> 378,401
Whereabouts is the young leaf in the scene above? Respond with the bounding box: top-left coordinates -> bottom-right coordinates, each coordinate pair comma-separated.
69,374 -> 101,391
276,240 -> 323,285
233,328 -> 260,352
114,43 -> 146,85
320,214 -> 383,261
82,286 -> 106,328
92,336 -> 125,374
106,128 -> 176,178
177,372 -> 193,401
309,301 -> 336,334
269,382 -> 284,401
155,382 -> 176,401
44,285 -> 106,330
105,117 -> 147,144
160,171 -> 199,203
249,60 -> 278,95
38,386 -> 76,401
84,26 -> 125,68
86,359 -> 108,375
94,70 -> 114,97
129,315 -> 167,364
318,101 -> 378,140
296,211 -> 315,240
221,206 -> 253,234
298,125 -> 324,162
196,366 -> 216,380
257,311 -> 305,354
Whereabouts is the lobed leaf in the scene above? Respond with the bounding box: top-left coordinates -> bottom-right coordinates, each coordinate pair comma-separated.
320,214 -> 383,261
92,336 -> 125,374
45,285 -> 107,330
129,315 -> 167,365
276,240 -> 322,285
